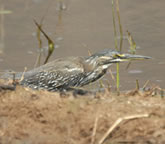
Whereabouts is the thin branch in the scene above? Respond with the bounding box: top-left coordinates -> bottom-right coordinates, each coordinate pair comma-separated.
98,113 -> 149,144
34,20 -> 55,64
142,80 -> 150,90
91,115 -> 99,144
116,0 -> 123,51
19,67 -> 27,82
112,0 -> 118,50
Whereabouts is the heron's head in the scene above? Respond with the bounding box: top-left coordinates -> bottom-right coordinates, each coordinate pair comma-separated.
86,49 -> 151,69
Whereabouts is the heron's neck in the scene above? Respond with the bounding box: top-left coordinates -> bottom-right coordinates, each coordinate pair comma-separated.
85,56 -> 99,68
85,56 -> 112,71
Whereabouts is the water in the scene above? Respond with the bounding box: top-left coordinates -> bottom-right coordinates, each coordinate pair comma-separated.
0,0 -> 164,90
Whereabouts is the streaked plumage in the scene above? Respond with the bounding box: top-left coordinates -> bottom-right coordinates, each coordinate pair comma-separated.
20,56 -> 107,91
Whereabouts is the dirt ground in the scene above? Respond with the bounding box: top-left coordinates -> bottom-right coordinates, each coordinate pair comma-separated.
0,81 -> 165,144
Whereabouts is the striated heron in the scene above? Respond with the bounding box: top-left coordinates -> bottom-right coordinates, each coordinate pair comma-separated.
13,49 -> 150,91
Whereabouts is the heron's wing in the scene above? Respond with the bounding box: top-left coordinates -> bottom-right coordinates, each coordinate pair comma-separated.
21,57 -> 86,90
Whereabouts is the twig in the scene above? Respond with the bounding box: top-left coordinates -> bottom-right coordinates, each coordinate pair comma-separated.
112,0 -> 118,50
116,63 -> 120,95
34,22 -> 43,67
112,0 -> 120,94
34,1 -> 54,67
109,69 -> 115,81
126,30 -> 137,70
88,49 -> 92,56
34,20 -> 55,64
136,79 -> 139,90
108,69 -> 116,88
19,67 -> 27,82
142,80 -> 150,90
116,0 -> 123,51
98,113 -> 149,144
91,115 -> 99,144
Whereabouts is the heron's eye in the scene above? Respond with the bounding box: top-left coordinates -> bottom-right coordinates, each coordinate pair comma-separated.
113,54 -> 120,58
113,54 -> 124,58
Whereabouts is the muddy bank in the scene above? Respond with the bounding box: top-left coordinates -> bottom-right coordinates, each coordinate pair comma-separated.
0,82 -> 164,144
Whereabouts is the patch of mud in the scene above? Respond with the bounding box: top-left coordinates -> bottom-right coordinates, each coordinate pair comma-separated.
0,83 -> 165,144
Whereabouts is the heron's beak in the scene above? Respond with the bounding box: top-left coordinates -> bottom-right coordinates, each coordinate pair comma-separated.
120,53 -> 151,61
111,53 -> 151,63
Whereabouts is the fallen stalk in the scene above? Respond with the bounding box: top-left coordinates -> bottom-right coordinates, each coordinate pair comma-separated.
98,113 -> 149,144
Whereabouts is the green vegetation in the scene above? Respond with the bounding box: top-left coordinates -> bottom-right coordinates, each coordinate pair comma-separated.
34,20 -> 55,65
111,0 -> 139,94
112,0 -> 123,94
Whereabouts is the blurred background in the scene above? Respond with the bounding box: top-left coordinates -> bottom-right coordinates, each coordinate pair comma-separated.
0,0 -> 165,90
